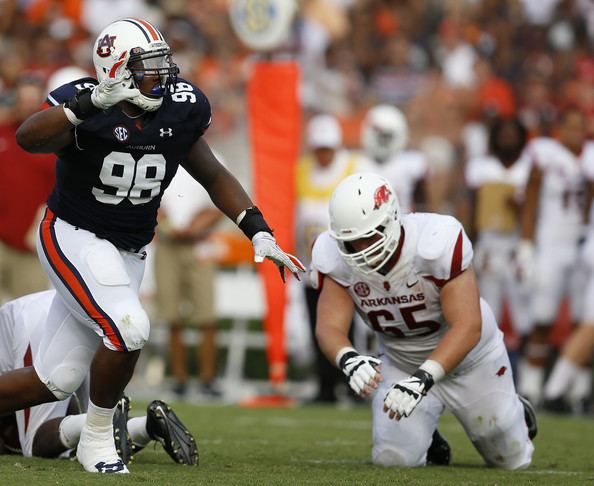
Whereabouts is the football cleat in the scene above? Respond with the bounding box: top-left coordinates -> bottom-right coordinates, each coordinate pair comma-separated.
518,395 -> 538,440
146,400 -> 198,465
76,425 -> 129,473
426,429 -> 451,466
113,396 -> 133,464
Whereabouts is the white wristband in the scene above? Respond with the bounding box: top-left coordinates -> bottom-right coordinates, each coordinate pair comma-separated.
235,209 -> 247,225
419,359 -> 446,382
63,105 -> 84,126
335,346 -> 357,368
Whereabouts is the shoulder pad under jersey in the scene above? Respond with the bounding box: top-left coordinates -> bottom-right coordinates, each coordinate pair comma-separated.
46,77 -> 98,106
311,232 -> 351,287
416,214 -> 473,281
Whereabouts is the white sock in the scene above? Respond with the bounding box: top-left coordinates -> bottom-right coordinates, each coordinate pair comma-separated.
568,367 -> 592,405
127,416 -> 150,447
86,400 -> 116,434
543,357 -> 578,400
518,360 -> 545,404
59,414 -> 88,449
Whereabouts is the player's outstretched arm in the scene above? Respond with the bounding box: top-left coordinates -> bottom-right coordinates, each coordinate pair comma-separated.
315,277 -> 382,397
183,138 -> 305,281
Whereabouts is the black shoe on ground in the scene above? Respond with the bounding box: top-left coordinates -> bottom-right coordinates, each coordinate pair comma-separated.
519,395 -> 538,440
200,381 -> 222,399
113,396 -> 133,464
426,429 -> 451,465
172,382 -> 188,398
542,396 -> 571,414
146,400 -> 198,465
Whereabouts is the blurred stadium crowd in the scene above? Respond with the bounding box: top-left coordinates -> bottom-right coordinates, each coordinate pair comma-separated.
1,0 -> 593,151
0,0 -> 593,409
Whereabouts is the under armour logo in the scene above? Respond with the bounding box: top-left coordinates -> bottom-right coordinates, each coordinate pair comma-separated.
95,460 -> 125,473
160,128 -> 173,137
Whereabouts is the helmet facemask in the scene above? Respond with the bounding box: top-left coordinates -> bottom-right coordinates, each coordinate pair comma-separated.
336,217 -> 399,275
367,126 -> 399,163
362,105 -> 409,163
127,44 -> 179,111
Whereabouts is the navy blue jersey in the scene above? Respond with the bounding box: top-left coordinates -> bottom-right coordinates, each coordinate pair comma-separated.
45,77 -> 211,250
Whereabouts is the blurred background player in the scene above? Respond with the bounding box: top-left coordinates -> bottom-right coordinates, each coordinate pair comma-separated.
465,116 -> 532,370
542,140 -> 594,413
517,107 -> 592,407
0,75 -> 54,303
360,104 -> 439,214
155,165 -> 223,399
0,290 -> 197,465
295,113 -> 368,403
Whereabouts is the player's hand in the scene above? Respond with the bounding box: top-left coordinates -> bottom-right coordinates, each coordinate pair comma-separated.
338,350 -> 382,397
383,369 -> 434,420
515,239 -> 535,285
252,231 -> 306,282
91,50 -> 141,110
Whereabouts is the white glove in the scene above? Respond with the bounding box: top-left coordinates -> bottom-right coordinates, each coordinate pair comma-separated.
515,239 -> 535,285
91,50 -> 141,110
337,348 -> 382,396
383,369 -> 434,420
252,231 -> 305,282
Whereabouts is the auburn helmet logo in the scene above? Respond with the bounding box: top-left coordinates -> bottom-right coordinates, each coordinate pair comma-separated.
373,184 -> 392,210
96,34 -> 116,58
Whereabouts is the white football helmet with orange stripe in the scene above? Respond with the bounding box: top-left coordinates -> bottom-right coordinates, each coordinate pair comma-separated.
92,18 -> 179,112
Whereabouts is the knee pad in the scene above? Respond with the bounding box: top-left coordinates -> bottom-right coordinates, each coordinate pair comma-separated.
112,308 -> 150,352
44,346 -> 90,400
372,446 -> 424,467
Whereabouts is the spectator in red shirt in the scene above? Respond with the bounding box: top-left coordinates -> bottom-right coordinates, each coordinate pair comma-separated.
0,76 -> 55,301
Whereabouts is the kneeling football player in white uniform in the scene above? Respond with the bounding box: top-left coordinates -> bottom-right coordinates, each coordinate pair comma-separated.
0,291 -> 197,466
312,173 -> 536,469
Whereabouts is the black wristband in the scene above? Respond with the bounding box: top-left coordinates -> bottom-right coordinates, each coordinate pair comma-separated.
238,206 -> 273,240
65,88 -> 101,120
338,351 -> 359,371
412,368 -> 435,394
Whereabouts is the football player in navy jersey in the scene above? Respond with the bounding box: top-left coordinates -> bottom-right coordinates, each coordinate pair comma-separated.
7,18 -> 304,474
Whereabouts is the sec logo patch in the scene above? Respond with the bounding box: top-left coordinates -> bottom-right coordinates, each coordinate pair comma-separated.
354,282 -> 370,297
113,126 -> 129,143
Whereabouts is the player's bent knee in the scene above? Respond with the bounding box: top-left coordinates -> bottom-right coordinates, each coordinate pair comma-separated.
373,446 -> 425,467
494,441 -> 534,470
115,308 -> 150,351
45,349 -> 89,400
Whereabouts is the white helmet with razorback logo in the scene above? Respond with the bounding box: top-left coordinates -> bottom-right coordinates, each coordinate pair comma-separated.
361,104 -> 409,163
92,18 -> 179,112
329,173 -> 402,274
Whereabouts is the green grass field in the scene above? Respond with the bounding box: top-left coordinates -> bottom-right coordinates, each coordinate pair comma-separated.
1,403 -> 593,485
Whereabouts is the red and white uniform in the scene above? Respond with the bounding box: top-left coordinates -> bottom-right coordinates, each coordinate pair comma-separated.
465,154 -> 532,334
312,213 -> 533,469
580,142 -> 594,324
527,138 -> 590,324
0,291 -> 96,456
366,151 -> 429,214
